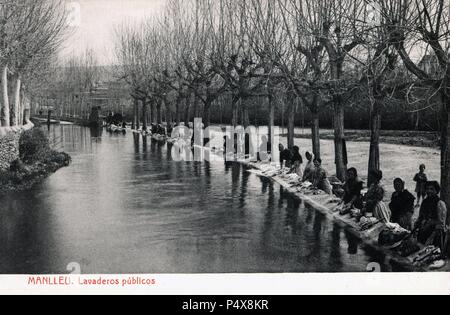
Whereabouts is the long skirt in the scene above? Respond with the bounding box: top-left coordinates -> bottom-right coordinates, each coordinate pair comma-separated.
318,179 -> 333,195
418,222 -> 447,254
293,163 -> 303,179
392,212 -> 413,231
373,202 -> 392,223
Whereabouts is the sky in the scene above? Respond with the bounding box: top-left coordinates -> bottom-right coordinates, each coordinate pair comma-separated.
61,0 -> 164,65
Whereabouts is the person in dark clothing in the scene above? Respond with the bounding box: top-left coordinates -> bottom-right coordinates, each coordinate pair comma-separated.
312,158 -> 332,195
342,168 -> 364,211
151,124 -> 158,134
389,178 -> 416,230
414,181 -> 448,255
288,146 -> 303,177
362,170 -> 391,223
157,124 -> 166,136
167,124 -> 174,137
302,152 -> 315,183
257,135 -> 271,162
279,144 -> 292,169
414,164 -> 428,206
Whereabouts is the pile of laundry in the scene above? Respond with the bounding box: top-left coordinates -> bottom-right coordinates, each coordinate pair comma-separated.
395,237 -> 421,257
413,246 -> 445,269
259,164 -> 281,177
296,181 -> 313,193
280,173 -> 302,187
378,223 -> 411,247
360,216 -> 380,231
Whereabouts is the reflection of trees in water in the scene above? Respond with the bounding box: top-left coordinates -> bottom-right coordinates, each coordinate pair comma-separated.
90,127 -> 103,139
142,136 -> 148,160
0,193 -> 60,274
150,139 -> 164,161
329,225 -> 343,271
44,125 -> 104,153
308,212 -> 326,265
133,134 -> 140,155
197,162 -> 213,209
344,230 -> 359,255
239,166 -> 249,209
166,143 -> 173,161
304,205 -> 314,226
230,163 -> 241,199
261,178 -> 275,249
260,176 -> 271,195
284,198 -> 300,236
360,245 -> 391,272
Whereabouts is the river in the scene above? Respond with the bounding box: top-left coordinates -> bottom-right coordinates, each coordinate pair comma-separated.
0,125 -> 391,274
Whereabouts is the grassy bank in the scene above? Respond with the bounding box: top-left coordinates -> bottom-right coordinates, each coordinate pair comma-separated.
0,128 -> 71,194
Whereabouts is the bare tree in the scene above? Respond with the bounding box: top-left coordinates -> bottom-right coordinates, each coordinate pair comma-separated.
384,0 -> 450,211
0,0 -> 67,126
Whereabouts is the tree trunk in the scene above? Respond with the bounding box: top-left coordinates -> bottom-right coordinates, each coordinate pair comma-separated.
136,99 -> 140,130
243,108 -> 250,129
415,111 -> 420,131
242,98 -> 250,129
311,110 -> 321,160
166,106 -> 173,124
157,100 -> 162,124
268,94 -> 275,146
184,95 -> 191,125
333,96 -> 347,181
11,74 -> 21,126
24,108 -> 30,124
1,65 -> 10,127
142,99 -> 148,130
441,90 -> 450,223
192,95 -> 199,122
287,94 -> 296,149
176,96 -> 182,125
132,98 -> 137,130
149,99 -> 153,125
232,96 -> 239,128
203,101 -> 211,128
151,102 -> 157,124
368,98 -> 382,187
287,105 -> 295,149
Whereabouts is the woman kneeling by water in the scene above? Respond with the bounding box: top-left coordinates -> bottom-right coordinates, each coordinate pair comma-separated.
389,178 -> 416,230
288,146 -> 303,178
414,181 -> 448,255
362,170 -> 391,223
311,158 -> 332,195
341,168 -> 364,212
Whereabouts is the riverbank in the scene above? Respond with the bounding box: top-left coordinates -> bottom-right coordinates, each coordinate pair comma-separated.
0,128 -> 71,195
275,137 -> 441,201
196,139 -> 447,271
245,162 -> 449,272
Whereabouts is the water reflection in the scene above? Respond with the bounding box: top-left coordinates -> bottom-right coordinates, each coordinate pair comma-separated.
0,125 -> 390,274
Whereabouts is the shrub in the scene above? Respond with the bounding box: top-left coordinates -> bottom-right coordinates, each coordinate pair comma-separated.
19,129 -> 51,164
44,151 -> 71,166
9,159 -> 27,173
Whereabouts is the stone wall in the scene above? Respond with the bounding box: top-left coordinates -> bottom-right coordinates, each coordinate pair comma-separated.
0,122 -> 34,171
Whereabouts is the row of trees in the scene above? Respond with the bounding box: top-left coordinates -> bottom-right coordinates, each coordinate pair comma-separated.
0,0 -> 68,127
35,49 -> 103,119
114,0 -> 449,210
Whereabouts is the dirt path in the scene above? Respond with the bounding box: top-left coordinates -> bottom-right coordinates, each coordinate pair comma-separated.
280,128 -> 440,148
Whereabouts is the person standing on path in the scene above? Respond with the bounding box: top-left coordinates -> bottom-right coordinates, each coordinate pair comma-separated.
414,164 -> 428,206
